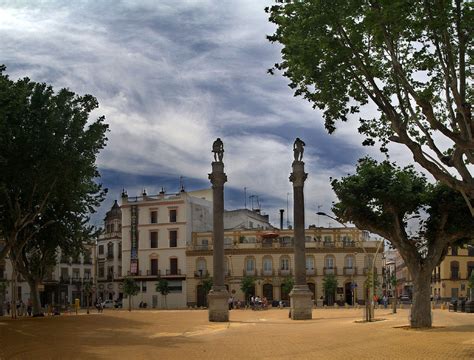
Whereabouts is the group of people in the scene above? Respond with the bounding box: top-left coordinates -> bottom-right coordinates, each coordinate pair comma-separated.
3,299 -> 33,316
95,297 -> 104,313
249,296 -> 269,310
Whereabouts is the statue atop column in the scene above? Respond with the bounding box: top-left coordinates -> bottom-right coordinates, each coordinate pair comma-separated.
293,137 -> 305,161
212,138 -> 224,162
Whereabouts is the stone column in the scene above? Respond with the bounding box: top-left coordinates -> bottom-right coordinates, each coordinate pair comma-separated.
208,140 -> 229,322
289,155 -> 313,320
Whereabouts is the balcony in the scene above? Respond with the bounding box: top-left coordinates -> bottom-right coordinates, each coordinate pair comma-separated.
165,269 -> 182,276
323,267 -> 337,275
71,276 -> 82,283
306,268 -> 316,276
127,270 -> 143,276
279,269 -> 292,276
71,258 -> 81,265
147,269 -> 161,277
107,253 -> 114,260
194,244 -> 209,250
107,274 -> 114,281
450,272 -> 459,280
194,270 -> 209,278
83,258 -> 93,265
261,269 -> 274,277
344,267 -> 356,275
60,275 -> 70,283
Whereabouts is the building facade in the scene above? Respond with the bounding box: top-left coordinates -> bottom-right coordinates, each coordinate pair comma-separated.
97,200 -> 123,302
120,188 -> 213,309
431,245 -> 474,301
186,227 -> 383,307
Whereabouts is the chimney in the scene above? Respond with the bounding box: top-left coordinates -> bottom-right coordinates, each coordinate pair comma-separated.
279,209 -> 284,230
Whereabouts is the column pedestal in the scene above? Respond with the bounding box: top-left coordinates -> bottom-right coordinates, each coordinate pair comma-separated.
208,288 -> 229,322
290,285 -> 313,320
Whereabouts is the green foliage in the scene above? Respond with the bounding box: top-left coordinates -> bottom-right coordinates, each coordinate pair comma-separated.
267,1 -> 473,203
281,276 -> 294,295
201,276 -> 213,294
240,276 -> 255,297
0,65 -> 109,262
156,279 -> 170,296
322,274 -> 338,295
468,271 -> 474,289
123,277 -> 140,297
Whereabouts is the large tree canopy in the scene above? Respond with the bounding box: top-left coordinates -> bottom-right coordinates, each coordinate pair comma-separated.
0,65 -> 108,263
267,0 -> 473,213
331,157 -> 473,327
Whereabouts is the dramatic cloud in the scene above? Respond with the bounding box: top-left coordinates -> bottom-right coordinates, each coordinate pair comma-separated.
0,0 -> 414,227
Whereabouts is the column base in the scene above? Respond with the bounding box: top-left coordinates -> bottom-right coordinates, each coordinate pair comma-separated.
290,285 -> 313,320
208,288 -> 229,322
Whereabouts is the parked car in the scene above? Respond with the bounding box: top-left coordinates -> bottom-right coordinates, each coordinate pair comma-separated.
102,300 -> 114,309
114,300 -> 123,309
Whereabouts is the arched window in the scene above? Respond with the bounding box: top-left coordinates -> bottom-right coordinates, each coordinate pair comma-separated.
245,257 -> 255,274
107,242 -> 114,258
263,257 -> 273,271
325,255 -> 335,269
197,258 -> 206,271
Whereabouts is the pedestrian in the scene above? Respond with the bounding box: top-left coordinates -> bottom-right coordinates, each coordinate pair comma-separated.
27,299 -> 33,316
6,301 -> 10,315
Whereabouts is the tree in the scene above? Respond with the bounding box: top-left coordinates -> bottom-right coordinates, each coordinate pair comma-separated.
0,279 -> 6,316
83,280 -> 93,315
281,276 -> 294,299
201,276 -> 213,307
267,1 -> 473,215
331,158 -> 474,327
156,279 -> 170,309
123,278 -> 139,312
240,276 -> 255,304
0,64 -> 108,265
322,274 -> 338,306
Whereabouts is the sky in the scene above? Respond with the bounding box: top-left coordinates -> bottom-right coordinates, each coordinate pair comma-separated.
0,0 -> 415,228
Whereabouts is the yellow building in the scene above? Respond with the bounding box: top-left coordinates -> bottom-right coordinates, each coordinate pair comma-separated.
431,245 -> 474,301
186,227 -> 383,307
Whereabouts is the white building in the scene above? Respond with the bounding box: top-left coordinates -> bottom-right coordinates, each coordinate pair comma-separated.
121,188 -> 213,309
97,200 -> 123,302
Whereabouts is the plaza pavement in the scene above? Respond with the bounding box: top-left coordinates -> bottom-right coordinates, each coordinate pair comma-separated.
0,307 -> 473,359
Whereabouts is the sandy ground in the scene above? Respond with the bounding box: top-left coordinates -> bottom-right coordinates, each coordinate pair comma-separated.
0,308 -> 473,359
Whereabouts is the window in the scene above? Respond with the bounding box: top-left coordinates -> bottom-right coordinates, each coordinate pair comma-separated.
324,235 -> 332,243
452,246 -> 458,256
263,258 -> 273,271
306,256 -> 314,270
150,259 -> 158,276
467,262 -> 474,279
107,266 -> 114,279
169,209 -> 177,223
280,257 -> 290,270
98,245 -> 104,255
150,231 -> 158,248
98,264 -> 104,278
170,258 -> 178,275
150,211 -> 158,224
325,257 -> 334,269
72,268 -> 80,279
118,266 -> 122,277
142,281 -> 147,292
197,258 -> 206,271
168,280 -> 182,293
346,256 -> 354,268
107,243 -> 114,259
84,269 -> 91,280
451,261 -> 459,280
61,268 -> 69,280
169,230 -> 177,247
468,246 -> 474,257
246,258 -> 255,271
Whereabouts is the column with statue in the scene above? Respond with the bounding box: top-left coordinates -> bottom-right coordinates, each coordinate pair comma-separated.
208,138 -> 230,321
289,138 -> 313,320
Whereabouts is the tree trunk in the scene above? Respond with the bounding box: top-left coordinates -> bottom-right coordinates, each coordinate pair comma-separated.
11,266 -> 17,319
27,279 -> 42,316
410,272 -> 432,328
128,296 -> 132,312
